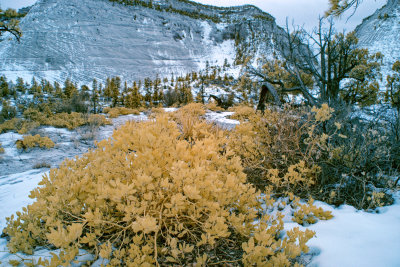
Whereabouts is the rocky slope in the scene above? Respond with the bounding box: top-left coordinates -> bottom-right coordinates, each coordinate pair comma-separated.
0,0 -> 286,84
355,0 -> 400,75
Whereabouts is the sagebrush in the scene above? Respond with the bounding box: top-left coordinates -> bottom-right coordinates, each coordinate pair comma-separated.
3,114 -> 315,266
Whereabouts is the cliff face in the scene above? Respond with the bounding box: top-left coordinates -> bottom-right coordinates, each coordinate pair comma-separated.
0,0 -> 286,83
355,0 -> 400,74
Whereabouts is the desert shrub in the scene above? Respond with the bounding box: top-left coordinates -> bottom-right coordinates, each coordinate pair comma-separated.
228,106 -> 316,195
23,108 -> 48,124
175,102 -> 206,118
0,142 -> 4,154
45,112 -> 86,130
206,101 -> 225,112
288,193 -> 333,225
54,95 -> 89,113
0,118 -> 40,134
169,103 -> 208,141
78,114 -> 110,141
163,88 -> 179,107
87,113 -> 111,127
3,115 -> 315,266
32,162 -> 51,169
228,104 -> 395,209
16,134 -> 55,150
104,107 -> 140,118
0,118 -> 20,133
22,108 -> 109,130
148,106 -> 165,116
229,104 -> 259,121
317,117 -> 395,209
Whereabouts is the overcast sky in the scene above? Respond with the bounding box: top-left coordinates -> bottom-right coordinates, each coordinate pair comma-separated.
0,0 -> 387,31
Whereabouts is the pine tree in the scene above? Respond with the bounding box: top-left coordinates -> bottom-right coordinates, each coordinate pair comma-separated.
80,85 -> 90,101
91,79 -> 99,114
144,77 -> 153,107
0,76 -> 9,97
152,75 -> 162,106
0,8 -> 22,41
29,77 -> 38,95
385,61 -> 400,115
15,77 -> 26,94
131,81 -> 143,108
104,78 -> 112,102
121,81 -> 129,106
54,82 -> 63,98
111,76 -> 121,107
125,81 -> 143,109
63,78 -> 77,98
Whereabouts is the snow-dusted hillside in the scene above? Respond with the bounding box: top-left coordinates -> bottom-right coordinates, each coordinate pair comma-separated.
355,0 -> 400,75
0,0 -> 285,84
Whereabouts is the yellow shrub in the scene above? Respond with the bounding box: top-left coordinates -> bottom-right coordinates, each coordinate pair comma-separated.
227,106 -> 336,196
206,101 -> 225,112
150,107 -> 165,114
23,108 -> 110,130
229,105 -> 258,121
45,112 -> 86,129
0,142 -> 4,154
87,113 -> 111,127
4,115 -> 314,266
16,134 -> 55,150
289,194 -> 333,225
0,118 -> 39,134
176,102 -> 206,118
104,107 -> 140,118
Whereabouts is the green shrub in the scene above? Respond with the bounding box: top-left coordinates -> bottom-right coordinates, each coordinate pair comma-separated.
3,114 -> 315,266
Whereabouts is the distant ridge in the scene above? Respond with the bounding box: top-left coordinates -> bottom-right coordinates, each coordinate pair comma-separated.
355,0 -> 400,75
0,0 -> 286,84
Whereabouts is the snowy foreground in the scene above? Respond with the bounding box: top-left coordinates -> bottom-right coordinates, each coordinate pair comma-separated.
0,111 -> 399,266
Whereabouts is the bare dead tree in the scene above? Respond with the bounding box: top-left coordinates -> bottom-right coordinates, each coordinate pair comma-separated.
271,17 -> 382,108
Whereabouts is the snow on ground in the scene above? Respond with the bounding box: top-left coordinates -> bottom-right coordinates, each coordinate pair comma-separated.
0,170 -> 47,231
205,111 -> 240,130
164,107 -> 178,112
0,111 -> 399,266
284,194 -> 400,267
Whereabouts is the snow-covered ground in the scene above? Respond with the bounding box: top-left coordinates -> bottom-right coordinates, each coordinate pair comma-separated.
285,196 -> 400,267
0,111 -> 399,266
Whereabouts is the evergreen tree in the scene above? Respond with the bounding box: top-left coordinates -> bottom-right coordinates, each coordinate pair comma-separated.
15,77 -> 26,94
125,81 -> 143,109
54,81 -> 63,98
0,8 -> 22,42
131,81 -> 143,108
144,77 -> 153,107
385,61 -> 400,115
63,78 -> 77,98
91,79 -> 99,114
326,0 -> 360,17
111,76 -> 121,107
121,81 -> 129,106
80,85 -> 90,101
0,76 -> 9,97
152,75 -> 163,106
104,78 -> 112,102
